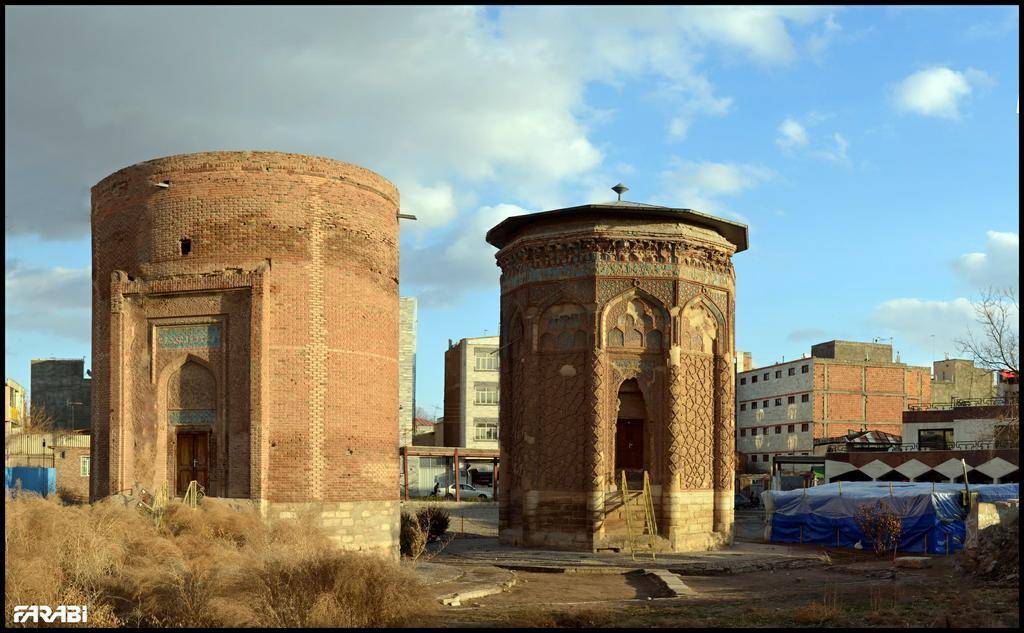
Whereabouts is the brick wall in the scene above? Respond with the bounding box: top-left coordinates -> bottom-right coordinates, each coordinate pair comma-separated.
91,152 -> 401,553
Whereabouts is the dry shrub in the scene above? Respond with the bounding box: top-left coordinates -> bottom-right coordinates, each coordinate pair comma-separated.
400,511 -> 428,559
792,602 -> 839,625
5,494 -> 434,628
853,499 -> 903,559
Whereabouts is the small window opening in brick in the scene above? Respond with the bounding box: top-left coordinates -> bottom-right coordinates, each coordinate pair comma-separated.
180,238 -> 192,256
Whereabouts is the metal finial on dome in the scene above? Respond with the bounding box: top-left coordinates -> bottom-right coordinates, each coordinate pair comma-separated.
611,183 -> 629,201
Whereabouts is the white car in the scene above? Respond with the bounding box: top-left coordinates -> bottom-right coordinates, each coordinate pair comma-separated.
443,483 -> 492,500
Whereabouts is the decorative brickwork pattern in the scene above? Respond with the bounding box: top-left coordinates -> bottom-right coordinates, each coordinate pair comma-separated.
490,206 -> 743,551
679,351 -> 714,489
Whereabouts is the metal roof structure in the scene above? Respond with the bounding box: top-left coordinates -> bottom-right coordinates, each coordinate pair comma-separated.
485,199 -> 749,252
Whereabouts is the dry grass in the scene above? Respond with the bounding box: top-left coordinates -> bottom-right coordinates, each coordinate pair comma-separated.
792,602 -> 840,625
4,493 -> 435,628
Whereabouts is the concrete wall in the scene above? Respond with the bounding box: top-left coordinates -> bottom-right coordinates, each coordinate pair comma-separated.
462,337 -> 500,449
30,360 -> 91,431
931,359 -> 995,404
903,417 -> 1001,445
398,297 -> 417,447
443,336 -> 500,449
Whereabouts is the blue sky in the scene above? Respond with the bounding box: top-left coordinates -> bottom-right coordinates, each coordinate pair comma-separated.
4,6 -> 1019,416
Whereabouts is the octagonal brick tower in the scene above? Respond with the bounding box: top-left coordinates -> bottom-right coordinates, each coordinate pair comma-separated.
91,151 -> 401,557
486,196 -> 748,552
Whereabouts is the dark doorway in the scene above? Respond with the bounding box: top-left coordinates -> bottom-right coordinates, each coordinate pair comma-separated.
616,419 -> 644,471
176,430 -> 210,495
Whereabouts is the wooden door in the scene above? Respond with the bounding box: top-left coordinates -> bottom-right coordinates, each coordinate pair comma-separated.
615,418 -> 644,471
176,431 -> 209,496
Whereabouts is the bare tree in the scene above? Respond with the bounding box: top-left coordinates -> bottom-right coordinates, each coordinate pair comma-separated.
955,286 -> 1019,374
955,286 -> 1019,448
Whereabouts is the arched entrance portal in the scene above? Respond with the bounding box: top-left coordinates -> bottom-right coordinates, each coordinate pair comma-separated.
615,379 -> 647,486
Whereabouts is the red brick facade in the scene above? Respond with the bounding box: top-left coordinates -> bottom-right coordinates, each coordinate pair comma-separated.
813,363 -> 931,439
90,153 -> 400,533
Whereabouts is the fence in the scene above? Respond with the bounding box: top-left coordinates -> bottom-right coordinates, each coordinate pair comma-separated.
908,396 -> 1015,411
827,439 -> 1017,453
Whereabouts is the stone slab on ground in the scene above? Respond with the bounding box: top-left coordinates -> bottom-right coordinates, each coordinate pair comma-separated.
894,556 -> 933,569
412,562 -> 518,606
643,568 -> 695,597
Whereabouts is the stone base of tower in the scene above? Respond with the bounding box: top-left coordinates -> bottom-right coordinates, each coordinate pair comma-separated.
501,488 -> 735,553
261,499 -> 400,560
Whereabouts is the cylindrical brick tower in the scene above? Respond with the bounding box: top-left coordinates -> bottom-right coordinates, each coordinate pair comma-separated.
486,195 -> 747,552
91,151 -> 401,557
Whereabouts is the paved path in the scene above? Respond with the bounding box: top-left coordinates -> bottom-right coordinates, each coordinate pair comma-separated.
433,536 -> 826,574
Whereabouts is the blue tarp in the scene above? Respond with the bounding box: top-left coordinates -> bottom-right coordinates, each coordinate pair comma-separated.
4,467 -> 57,497
764,482 -> 1019,555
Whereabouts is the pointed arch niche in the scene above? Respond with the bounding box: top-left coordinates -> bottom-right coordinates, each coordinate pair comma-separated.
603,290 -> 669,351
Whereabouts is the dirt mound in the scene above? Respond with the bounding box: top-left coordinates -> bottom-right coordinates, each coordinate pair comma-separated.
957,517 -> 1019,583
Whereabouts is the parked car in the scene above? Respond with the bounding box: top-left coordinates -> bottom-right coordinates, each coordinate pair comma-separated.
444,483 -> 492,500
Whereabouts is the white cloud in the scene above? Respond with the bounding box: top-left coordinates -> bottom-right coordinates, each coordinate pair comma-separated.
871,297 -> 977,360
892,66 -> 991,119
657,159 -> 773,214
812,132 -> 850,165
401,203 -> 531,307
869,230 -> 1020,364
399,182 -> 459,229
952,231 -> 1020,290
776,118 -> 809,151
776,114 -> 850,165
4,261 -> 91,342
5,6 -> 836,239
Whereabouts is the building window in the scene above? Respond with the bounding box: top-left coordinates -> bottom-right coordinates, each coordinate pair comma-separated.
801,423 -> 809,432
740,377 -> 746,385
80,456 -> 90,477
774,398 -> 782,406
788,395 -> 795,404
801,394 -> 809,403
762,454 -> 769,462
775,370 -> 781,379
474,418 -> 499,441
740,429 -> 746,437
775,426 -> 782,434
918,428 -> 954,451
740,403 -> 746,411
751,455 -> 758,462
751,427 -> 757,436
474,383 -> 499,405
801,364 -> 809,373
474,348 -> 499,371
787,424 -> 795,433
752,375 -> 758,383
763,372 -> 769,380
763,400 -> 769,408
751,402 -> 757,409
788,367 -> 795,376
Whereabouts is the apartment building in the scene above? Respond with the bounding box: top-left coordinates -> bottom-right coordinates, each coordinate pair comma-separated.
736,340 -> 931,473
442,336 -> 500,449
5,378 -> 27,434
930,358 -> 994,405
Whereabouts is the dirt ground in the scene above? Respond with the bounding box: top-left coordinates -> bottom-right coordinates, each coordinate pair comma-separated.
422,554 -> 1018,628
407,501 -> 1015,626
411,503 -> 1018,628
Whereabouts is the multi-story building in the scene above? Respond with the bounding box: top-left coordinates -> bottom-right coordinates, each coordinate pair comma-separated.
996,370 -> 1018,400
5,378 -> 27,434
398,297 -> 418,447
735,340 -> 931,473
30,359 -> 91,431
442,336 -> 500,449
930,358 -> 994,405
